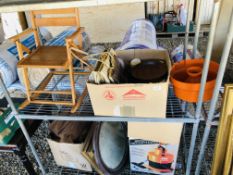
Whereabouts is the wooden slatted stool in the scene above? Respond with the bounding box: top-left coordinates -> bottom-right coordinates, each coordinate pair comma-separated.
10,8 -> 91,113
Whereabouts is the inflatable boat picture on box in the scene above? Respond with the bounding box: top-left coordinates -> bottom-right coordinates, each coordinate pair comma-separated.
130,140 -> 178,175
128,122 -> 183,175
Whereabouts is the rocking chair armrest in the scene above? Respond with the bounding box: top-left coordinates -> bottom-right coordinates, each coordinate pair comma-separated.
65,27 -> 85,44
9,28 -> 35,42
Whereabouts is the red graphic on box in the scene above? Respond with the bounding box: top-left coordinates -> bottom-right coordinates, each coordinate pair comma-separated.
123,89 -> 145,100
103,90 -> 116,100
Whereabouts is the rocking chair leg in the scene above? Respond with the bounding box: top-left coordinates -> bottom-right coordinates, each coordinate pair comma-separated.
16,41 -> 31,103
19,99 -> 31,110
69,63 -> 76,106
22,68 -> 31,102
71,86 -> 87,113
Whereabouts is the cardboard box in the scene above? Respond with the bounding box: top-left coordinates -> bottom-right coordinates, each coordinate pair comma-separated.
87,49 -> 171,118
128,122 -> 183,175
47,138 -> 92,172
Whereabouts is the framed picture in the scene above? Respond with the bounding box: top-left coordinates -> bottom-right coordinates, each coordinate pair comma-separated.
211,84 -> 233,175
223,113 -> 233,175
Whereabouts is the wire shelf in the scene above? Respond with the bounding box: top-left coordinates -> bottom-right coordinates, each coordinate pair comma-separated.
17,72 -> 224,124
17,74 -> 191,122
18,73 -> 224,125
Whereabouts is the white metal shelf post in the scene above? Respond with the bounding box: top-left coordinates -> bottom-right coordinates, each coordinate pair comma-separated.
193,0 -> 204,58
183,0 -> 194,60
0,76 -> 46,175
185,1 -> 221,174
195,9 -> 233,175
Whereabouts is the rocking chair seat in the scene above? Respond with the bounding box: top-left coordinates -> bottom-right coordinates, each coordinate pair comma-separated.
17,46 -> 68,68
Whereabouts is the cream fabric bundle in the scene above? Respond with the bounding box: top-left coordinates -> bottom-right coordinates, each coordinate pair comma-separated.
89,49 -> 121,84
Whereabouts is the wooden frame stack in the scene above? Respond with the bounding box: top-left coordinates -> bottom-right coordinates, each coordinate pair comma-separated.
211,84 -> 233,175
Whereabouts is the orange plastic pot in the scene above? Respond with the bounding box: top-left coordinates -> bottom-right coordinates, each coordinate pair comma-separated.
170,58 -> 219,102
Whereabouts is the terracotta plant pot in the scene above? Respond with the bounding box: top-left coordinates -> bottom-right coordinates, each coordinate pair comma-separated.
170,58 -> 219,102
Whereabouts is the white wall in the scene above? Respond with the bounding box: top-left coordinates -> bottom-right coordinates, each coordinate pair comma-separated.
212,0 -> 233,61
1,12 -> 27,39
196,0 -> 214,24
30,3 -> 144,43
0,18 -> 4,43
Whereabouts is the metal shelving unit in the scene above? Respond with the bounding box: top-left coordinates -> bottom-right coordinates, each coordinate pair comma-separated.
0,72 -> 223,175
0,0 -> 233,175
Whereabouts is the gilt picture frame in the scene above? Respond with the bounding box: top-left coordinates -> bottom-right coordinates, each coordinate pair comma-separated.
211,84 -> 233,175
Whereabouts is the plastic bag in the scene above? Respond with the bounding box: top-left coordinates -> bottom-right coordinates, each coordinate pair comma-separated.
118,19 -> 157,50
178,4 -> 187,26
171,44 -> 202,62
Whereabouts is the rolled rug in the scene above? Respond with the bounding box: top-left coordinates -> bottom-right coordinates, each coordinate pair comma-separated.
0,80 -> 26,99
0,41 -> 19,88
17,67 -> 50,89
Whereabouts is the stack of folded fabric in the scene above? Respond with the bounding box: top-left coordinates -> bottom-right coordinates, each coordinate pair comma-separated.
89,49 -> 124,84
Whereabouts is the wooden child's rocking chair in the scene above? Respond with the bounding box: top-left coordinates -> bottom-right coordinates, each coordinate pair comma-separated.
10,8 -> 90,113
